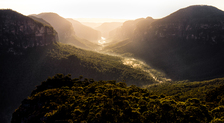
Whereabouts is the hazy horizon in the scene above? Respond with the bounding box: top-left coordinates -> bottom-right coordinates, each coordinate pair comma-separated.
72,18 -> 129,23
1,0 -> 224,23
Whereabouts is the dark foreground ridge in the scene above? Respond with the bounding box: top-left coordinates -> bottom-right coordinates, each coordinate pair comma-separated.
12,74 -> 224,123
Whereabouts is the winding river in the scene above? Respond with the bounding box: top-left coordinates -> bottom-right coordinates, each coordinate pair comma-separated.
97,37 -> 171,84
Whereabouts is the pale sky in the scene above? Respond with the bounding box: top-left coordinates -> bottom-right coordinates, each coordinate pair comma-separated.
1,0 -> 224,22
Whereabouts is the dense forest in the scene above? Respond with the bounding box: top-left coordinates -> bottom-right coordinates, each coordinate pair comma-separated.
12,74 -> 224,122
0,42 -> 157,123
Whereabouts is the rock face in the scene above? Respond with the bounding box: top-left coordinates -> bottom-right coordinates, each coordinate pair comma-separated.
33,13 -> 74,42
0,9 -> 58,54
32,13 -> 98,50
134,5 -> 224,44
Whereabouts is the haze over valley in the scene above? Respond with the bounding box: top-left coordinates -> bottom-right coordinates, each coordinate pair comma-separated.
1,1 -> 224,122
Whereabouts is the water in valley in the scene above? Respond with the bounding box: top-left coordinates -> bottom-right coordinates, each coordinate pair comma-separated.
97,37 -> 171,84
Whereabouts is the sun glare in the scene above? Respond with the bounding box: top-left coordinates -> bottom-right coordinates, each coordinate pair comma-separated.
1,0 -> 224,21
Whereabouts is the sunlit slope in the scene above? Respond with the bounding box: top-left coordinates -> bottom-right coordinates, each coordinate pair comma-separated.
103,17 -> 155,54
102,39 -> 133,55
67,18 -> 101,42
46,43 -> 155,85
63,34 -> 100,50
33,13 -> 74,42
1,43 -> 156,123
31,13 -> 98,50
1,43 -> 155,85
28,16 -> 52,26
109,17 -> 154,40
105,5 -> 224,81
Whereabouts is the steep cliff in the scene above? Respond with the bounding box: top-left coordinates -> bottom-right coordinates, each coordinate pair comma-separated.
34,13 -> 74,42
134,5 -> 224,43
0,9 -> 58,55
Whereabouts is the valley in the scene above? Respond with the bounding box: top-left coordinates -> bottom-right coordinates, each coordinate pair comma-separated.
96,37 -> 171,83
1,4 -> 224,123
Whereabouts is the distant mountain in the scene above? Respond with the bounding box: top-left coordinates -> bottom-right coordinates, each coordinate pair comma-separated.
66,18 -> 101,42
105,5 -> 224,81
29,16 -> 51,26
109,17 -> 155,40
95,22 -> 123,38
81,22 -> 103,28
31,13 -> 99,50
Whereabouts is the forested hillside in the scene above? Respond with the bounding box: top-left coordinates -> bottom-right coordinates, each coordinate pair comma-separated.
0,42 -> 156,123
12,74 -> 224,122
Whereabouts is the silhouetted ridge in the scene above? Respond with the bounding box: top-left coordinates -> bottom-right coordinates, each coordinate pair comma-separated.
155,5 -> 224,24
29,16 -> 52,26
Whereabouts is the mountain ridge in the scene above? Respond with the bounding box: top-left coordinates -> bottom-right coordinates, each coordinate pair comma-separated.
66,18 -> 101,42
33,13 -> 74,42
95,22 -> 123,38
104,5 -> 224,81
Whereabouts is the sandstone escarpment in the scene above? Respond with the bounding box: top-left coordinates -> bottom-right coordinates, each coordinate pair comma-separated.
0,9 -> 58,54
134,5 -> 224,44
34,13 -> 74,42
